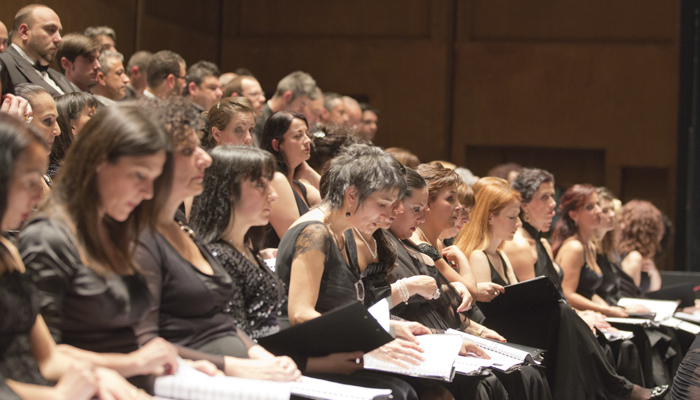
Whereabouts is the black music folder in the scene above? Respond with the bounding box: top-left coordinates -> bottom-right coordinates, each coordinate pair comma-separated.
646,282 -> 696,308
258,301 -> 394,358
476,276 -> 562,316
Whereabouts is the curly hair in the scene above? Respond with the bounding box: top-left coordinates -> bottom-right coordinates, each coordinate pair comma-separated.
617,200 -> 664,258
307,123 -> 366,173
140,97 -> 204,146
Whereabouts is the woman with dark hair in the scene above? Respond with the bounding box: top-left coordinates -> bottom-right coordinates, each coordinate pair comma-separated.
48,92 -> 98,179
260,111 -> 321,248
457,180 -> 667,400
18,103 -> 181,391
189,145 -> 283,339
618,200 -> 665,294
307,123 -> 365,173
134,98 -> 300,381
14,84 -> 60,146
278,143 -> 440,400
502,168 -> 560,286
201,97 -> 256,148
381,168 -> 549,400
553,184 -> 628,317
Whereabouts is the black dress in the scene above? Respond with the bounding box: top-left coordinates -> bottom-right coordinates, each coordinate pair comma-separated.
576,262 -> 603,300
595,253 -> 623,306
19,218 -> 153,390
484,250 -> 513,286
0,269 -> 48,386
394,233 -> 552,400
276,221 -> 419,400
521,221 -> 562,293
134,229 -> 253,366
208,240 -> 286,339
671,333 -> 700,400
264,180 -> 310,249
469,245 -> 637,399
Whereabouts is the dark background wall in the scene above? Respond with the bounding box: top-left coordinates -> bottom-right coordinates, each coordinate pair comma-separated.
0,0 -> 681,268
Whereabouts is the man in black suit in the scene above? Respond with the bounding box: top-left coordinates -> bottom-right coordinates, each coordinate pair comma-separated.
0,4 -> 76,97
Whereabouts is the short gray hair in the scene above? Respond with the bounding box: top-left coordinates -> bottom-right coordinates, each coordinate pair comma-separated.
320,144 -> 406,211
510,168 -> 554,203
98,50 -> 124,75
274,71 -> 318,101
84,26 -> 116,42
323,92 -> 343,111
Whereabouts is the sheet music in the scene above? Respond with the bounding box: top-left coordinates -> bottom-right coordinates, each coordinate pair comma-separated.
446,329 -> 535,364
363,334 -> 462,381
367,297 -> 391,333
617,298 -> 679,322
154,361 -> 291,400
603,330 -> 635,342
452,356 -> 483,375
661,317 -> 700,334
292,376 -> 392,400
674,312 -> 700,324
605,317 -> 658,326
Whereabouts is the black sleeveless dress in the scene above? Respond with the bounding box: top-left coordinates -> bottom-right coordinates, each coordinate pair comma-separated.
469,246 -> 637,399
595,253 -> 623,306
484,250 -> 513,286
521,221 -> 563,293
576,262 -> 603,300
264,180 -> 310,249
275,221 -> 419,400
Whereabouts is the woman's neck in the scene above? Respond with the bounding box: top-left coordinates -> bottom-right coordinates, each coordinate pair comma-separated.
323,207 -> 353,237
417,221 -> 441,248
157,196 -> 185,226
221,221 -> 252,253
485,234 -> 503,255
286,161 -> 301,182
576,227 -> 594,244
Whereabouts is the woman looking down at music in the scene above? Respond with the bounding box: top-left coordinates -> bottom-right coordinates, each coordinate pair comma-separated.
455,180 -> 667,400
133,98 -> 300,382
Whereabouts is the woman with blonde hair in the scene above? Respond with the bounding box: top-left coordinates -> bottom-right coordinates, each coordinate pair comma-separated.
455,180 -> 667,400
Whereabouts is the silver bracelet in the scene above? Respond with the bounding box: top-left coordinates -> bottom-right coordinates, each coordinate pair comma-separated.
398,279 -> 410,304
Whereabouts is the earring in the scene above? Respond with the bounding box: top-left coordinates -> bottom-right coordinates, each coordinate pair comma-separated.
345,211 -> 351,218
574,219 -> 578,227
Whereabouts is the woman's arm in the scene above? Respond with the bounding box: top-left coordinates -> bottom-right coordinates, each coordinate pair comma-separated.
287,223 -> 329,325
557,241 -> 626,317
641,258 -> 662,292
294,161 -> 321,190
268,172 -> 302,240
620,251 -> 643,287
501,234 -> 537,282
300,181 -> 322,208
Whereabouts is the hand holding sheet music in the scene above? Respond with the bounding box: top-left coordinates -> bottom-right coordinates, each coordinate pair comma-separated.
363,334 -> 463,381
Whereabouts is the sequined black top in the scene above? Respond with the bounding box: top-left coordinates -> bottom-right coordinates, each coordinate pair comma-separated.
208,240 -> 286,339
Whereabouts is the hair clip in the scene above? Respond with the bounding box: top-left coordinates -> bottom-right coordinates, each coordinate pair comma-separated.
217,102 -> 221,109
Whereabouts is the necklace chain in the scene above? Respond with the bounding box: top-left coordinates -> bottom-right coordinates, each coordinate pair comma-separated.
415,227 -> 434,248
353,228 -> 378,259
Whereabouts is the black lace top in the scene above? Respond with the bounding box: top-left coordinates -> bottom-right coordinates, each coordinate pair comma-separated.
208,240 -> 286,339
343,230 -> 391,307
0,269 -> 48,386
276,221 -> 365,314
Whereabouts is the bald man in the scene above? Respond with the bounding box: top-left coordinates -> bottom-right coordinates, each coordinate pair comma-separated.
0,4 -> 75,96
0,21 -> 8,53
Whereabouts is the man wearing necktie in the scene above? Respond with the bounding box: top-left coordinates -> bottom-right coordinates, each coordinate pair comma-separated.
0,4 -> 76,98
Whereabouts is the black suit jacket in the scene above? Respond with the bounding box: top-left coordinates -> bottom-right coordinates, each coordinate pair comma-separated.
0,45 -> 77,98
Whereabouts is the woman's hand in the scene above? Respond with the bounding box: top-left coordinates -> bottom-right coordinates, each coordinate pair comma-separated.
1,94 -> 31,120
93,367 -> 151,400
259,248 -> 278,260
367,339 -> 425,369
476,282 -> 505,302
53,361 -> 98,400
404,275 -> 438,299
306,352 -> 365,375
460,340 -> 490,359
130,337 -> 179,376
225,356 -> 302,382
601,305 -> 628,318
441,246 -> 468,268
390,320 -> 431,343
481,328 -> 507,342
450,281 -> 473,312
623,304 -> 652,314
184,359 -> 223,376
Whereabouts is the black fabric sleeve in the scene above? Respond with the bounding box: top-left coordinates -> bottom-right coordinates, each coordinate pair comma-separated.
18,219 -> 81,343
134,231 -> 226,370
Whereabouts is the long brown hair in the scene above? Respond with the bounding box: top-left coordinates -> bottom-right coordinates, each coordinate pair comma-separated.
455,181 -> 521,256
594,187 -> 618,261
35,104 -> 173,275
551,184 -> 596,256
